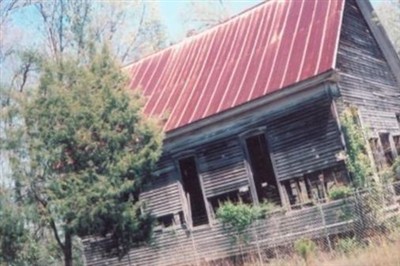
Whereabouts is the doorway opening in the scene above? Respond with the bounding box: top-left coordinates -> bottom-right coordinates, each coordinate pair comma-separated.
178,157 -> 209,226
245,134 -> 281,205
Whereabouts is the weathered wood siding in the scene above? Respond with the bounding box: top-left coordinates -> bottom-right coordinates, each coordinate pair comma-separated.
139,92 -> 344,220
140,137 -> 251,216
336,0 -> 400,133
197,137 -> 249,198
140,181 -> 181,218
268,98 -> 343,181
140,156 -> 182,217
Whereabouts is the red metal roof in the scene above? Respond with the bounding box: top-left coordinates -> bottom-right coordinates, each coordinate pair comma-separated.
127,0 -> 345,132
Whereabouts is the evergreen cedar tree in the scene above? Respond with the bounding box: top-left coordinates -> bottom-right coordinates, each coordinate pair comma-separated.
20,48 -> 163,265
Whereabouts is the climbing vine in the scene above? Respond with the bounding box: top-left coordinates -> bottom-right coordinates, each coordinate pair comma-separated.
340,107 -> 373,188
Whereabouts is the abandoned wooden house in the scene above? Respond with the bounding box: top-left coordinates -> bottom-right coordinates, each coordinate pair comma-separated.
84,0 -> 400,264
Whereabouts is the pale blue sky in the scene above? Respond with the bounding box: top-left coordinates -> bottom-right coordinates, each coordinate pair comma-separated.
158,0 -> 382,40
158,0 -> 263,41
8,0 -> 383,47
8,1 -> 265,48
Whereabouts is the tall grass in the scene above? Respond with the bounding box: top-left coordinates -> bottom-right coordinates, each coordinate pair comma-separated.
264,232 -> 400,266
203,231 -> 400,266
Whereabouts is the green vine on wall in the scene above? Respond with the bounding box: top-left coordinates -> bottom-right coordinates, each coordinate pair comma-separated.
340,107 -> 373,188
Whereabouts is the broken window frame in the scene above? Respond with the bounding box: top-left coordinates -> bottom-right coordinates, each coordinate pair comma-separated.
281,178 -> 313,209
152,211 -> 186,232
393,135 -> 400,158
154,214 -> 175,231
280,164 -> 350,209
379,132 -> 395,166
207,186 -> 253,220
369,137 -> 385,171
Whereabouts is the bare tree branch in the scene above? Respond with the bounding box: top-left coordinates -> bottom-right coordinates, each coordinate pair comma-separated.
120,3 -> 146,63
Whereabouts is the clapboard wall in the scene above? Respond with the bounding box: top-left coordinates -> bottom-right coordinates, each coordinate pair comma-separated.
140,156 -> 182,218
197,136 -> 249,198
336,0 -> 400,133
268,98 -> 343,181
138,90 -> 344,223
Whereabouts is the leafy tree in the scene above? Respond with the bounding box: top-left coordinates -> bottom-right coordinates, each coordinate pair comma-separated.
0,187 -> 28,264
3,47 -> 163,265
1,2 -> 167,263
0,186 -> 73,265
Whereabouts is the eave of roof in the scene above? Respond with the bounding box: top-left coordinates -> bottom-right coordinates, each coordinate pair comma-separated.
127,0 -> 345,133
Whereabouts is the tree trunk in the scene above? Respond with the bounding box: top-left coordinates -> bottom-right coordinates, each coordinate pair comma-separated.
64,232 -> 73,266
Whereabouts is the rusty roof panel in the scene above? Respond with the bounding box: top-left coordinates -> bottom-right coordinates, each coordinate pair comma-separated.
127,0 -> 345,132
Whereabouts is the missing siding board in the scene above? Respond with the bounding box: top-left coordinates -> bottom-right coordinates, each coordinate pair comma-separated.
178,156 -> 209,227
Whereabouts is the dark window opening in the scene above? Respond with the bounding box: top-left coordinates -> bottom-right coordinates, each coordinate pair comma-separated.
156,214 -> 175,228
379,133 -> 394,166
396,113 -> 400,126
245,134 -> 281,205
179,157 -> 209,227
208,188 -> 252,214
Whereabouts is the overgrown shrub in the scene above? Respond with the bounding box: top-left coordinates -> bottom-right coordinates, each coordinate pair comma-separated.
216,200 -> 277,261
329,186 -> 352,200
335,237 -> 360,255
294,238 -> 316,264
259,200 -> 278,217
216,201 -> 262,237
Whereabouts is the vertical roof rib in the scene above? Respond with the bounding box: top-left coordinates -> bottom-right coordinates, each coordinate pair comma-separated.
126,0 -> 345,132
